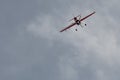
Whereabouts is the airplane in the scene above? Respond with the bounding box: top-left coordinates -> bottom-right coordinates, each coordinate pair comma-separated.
60,11 -> 96,32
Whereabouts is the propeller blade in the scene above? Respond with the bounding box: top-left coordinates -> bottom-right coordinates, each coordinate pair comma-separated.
68,14 -> 81,22
68,18 -> 74,22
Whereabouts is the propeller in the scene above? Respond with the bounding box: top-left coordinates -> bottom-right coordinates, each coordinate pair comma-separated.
68,14 -> 81,22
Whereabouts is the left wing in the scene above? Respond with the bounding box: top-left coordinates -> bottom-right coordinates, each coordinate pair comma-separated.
80,11 -> 95,21
60,22 -> 76,32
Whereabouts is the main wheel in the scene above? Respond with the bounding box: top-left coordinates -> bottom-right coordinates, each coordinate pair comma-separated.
75,29 -> 77,31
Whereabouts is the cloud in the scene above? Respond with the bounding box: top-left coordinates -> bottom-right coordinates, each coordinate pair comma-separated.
1,0 -> 120,80
26,0 -> 120,79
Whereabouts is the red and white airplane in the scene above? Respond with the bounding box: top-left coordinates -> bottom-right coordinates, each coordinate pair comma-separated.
60,11 -> 95,32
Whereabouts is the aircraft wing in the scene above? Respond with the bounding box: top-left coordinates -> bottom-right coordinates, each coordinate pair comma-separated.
80,11 -> 95,21
60,22 -> 76,32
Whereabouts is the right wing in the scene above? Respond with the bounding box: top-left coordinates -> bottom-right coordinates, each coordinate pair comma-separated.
60,22 -> 76,32
80,11 -> 95,21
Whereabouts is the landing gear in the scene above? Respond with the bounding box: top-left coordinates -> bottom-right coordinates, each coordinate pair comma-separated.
75,29 -> 77,31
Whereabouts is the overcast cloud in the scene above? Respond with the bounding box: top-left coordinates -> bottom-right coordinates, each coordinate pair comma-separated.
0,0 -> 120,80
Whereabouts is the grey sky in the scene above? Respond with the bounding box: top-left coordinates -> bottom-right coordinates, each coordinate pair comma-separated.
0,0 -> 120,80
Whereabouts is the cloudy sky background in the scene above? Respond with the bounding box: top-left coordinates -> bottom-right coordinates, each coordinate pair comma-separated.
0,0 -> 120,80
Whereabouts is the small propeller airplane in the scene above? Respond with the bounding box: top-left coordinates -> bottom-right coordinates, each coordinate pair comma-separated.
60,11 -> 96,32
